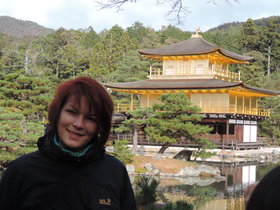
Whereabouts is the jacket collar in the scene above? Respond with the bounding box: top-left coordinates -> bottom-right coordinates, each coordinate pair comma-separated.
37,130 -> 105,165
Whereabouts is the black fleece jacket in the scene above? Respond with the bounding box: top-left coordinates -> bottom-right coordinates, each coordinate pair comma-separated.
0,133 -> 136,210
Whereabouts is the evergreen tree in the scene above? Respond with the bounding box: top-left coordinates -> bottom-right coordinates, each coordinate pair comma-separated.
140,27 -> 161,49
259,71 -> 280,142
102,25 -> 124,72
127,21 -> 149,45
79,26 -> 100,49
112,139 -> 133,164
86,26 -> 137,82
110,50 -> 149,83
145,92 -> 214,155
159,25 -> 191,44
86,41 -> 110,82
35,28 -> 87,79
118,32 -> 138,56
259,18 -> 280,75
0,73 -> 53,143
0,42 -> 25,75
239,64 -> 264,87
135,175 -> 160,207
259,96 -> 280,143
58,43 -> 89,78
204,27 -> 241,53
238,50 -> 266,86
114,107 -> 151,153
240,18 -> 260,52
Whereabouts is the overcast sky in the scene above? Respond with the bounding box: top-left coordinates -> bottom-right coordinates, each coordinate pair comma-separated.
0,0 -> 279,32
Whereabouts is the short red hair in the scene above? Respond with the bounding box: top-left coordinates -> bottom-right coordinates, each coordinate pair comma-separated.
48,77 -> 114,147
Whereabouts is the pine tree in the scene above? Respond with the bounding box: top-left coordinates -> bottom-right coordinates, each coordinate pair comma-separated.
159,24 -> 191,44
0,73 -> 53,143
112,139 -> 133,164
239,64 -> 264,87
110,50 -> 150,83
259,18 -> 280,75
118,32 -> 137,56
135,175 -> 160,207
127,21 -> 149,45
86,41 -> 110,82
145,92 -> 214,155
114,107 -> 151,153
240,18 -> 260,53
259,71 -> 280,142
79,26 -> 100,49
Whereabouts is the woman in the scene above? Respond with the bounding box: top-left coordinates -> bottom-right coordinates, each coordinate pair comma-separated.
0,77 -> 136,210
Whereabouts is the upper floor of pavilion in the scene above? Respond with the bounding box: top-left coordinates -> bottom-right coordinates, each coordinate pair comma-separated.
138,31 -> 253,82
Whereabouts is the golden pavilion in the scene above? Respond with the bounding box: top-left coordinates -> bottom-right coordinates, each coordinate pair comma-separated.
105,31 -> 279,148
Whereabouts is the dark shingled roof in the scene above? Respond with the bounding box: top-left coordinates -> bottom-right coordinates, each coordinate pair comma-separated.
138,36 -> 253,61
105,79 -> 280,96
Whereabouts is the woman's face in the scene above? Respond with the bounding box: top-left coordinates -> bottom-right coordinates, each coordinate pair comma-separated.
57,95 -> 97,151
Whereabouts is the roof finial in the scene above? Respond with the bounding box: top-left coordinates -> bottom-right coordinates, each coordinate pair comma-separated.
192,27 -> 202,38
196,27 -> 201,34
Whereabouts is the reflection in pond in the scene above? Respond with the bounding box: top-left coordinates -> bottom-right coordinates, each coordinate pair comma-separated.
159,179 -> 216,205
149,161 -> 280,210
190,186 -> 217,209
220,164 -> 256,198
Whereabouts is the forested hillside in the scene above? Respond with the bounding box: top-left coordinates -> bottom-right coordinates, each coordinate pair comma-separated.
0,16 -> 54,39
0,16 -> 279,157
208,16 -> 280,32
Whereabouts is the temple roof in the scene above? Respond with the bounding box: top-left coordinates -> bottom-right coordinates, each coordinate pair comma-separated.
105,79 -> 280,96
138,35 -> 253,62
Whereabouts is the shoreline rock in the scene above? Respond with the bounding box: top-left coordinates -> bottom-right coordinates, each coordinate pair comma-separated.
126,162 -> 225,187
129,145 -> 280,164
126,162 -> 225,180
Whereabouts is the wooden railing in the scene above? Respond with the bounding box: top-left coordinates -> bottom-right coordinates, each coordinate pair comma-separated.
228,105 -> 271,117
149,66 -> 240,80
115,104 -> 139,112
114,103 -> 271,117
109,134 -> 268,150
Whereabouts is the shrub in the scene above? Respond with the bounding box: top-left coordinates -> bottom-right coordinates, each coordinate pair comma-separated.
112,139 -> 133,164
135,175 -> 160,206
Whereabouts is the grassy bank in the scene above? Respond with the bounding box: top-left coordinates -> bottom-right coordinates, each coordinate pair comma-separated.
130,155 -> 197,174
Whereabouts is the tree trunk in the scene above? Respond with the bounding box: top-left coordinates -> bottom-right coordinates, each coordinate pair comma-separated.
158,143 -> 170,154
132,128 -> 138,154
267,45 -> 271,76
21,118 -> 27,133
24,52 -> 29,74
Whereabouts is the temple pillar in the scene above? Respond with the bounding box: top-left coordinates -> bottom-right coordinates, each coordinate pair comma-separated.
130,93 -> 134,110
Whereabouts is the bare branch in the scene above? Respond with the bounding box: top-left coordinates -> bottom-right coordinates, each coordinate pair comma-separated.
164,0 -> 191,25
94,0 -> 240,25
95,0 -> 137,11
207,0 -> 240,6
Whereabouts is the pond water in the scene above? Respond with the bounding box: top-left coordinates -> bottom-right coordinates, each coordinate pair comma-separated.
146,161 -> 280,210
